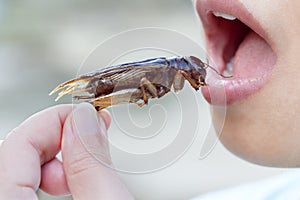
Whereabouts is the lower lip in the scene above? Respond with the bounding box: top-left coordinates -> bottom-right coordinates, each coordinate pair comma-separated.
201,31 -> 277,105
201,73 -> 271,105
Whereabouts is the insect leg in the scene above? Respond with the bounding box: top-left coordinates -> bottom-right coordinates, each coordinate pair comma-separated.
91,89 -> 144,110
140,77 -> 158,104
179,70 -> 199,90
73,95 -> 95,100
173,70 -> 185,93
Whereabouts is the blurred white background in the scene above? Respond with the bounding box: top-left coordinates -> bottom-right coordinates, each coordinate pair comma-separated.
0,0 -> 287,199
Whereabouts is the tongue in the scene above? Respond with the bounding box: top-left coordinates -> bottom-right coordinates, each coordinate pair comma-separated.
233,31 -> 276,78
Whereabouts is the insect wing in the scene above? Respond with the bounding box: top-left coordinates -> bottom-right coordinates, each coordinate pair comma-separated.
90,57 -> 168,82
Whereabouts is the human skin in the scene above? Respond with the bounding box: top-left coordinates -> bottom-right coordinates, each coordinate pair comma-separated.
197,0 -> 300,167
1,1 -> 300,198
0,103 -> 133,199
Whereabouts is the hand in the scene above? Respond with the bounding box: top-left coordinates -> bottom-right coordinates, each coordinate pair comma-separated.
0,103 -> 134,200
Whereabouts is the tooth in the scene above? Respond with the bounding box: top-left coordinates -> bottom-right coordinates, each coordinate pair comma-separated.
213,11 -> 236,20
223,57 -> 234,77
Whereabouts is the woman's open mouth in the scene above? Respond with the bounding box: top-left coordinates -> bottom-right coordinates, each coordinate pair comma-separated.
196,0 -> 277,105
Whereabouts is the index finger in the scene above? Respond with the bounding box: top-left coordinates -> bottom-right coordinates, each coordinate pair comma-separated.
0,104 -> 73,199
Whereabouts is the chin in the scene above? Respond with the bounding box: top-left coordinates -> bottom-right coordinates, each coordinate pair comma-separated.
211,87 -> 300,168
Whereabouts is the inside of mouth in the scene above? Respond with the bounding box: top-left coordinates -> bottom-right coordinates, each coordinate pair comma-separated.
206,11 -> 277,80
210,13 -> 251,75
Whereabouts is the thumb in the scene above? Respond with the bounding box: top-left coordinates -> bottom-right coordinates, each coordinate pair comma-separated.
62,103 -> 133,200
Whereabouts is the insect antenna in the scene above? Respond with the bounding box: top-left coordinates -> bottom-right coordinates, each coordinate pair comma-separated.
203,63 -> 233,78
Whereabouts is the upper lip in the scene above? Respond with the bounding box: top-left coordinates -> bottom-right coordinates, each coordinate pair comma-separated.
197,0 -> 269,40
196,0 -> 273,72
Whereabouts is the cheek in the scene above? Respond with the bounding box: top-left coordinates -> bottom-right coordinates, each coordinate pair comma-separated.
211,58 -> 300,167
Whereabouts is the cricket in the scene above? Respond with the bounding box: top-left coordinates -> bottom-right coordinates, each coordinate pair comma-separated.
50,56 -> 229,110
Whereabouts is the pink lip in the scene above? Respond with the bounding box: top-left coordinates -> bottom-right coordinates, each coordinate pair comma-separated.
196,0 -> 277,105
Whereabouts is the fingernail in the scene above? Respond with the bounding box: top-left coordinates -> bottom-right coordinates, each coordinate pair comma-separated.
72,103 -> 106,136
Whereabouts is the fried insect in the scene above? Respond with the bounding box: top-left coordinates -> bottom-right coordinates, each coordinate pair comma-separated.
49,56 -> 227,110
